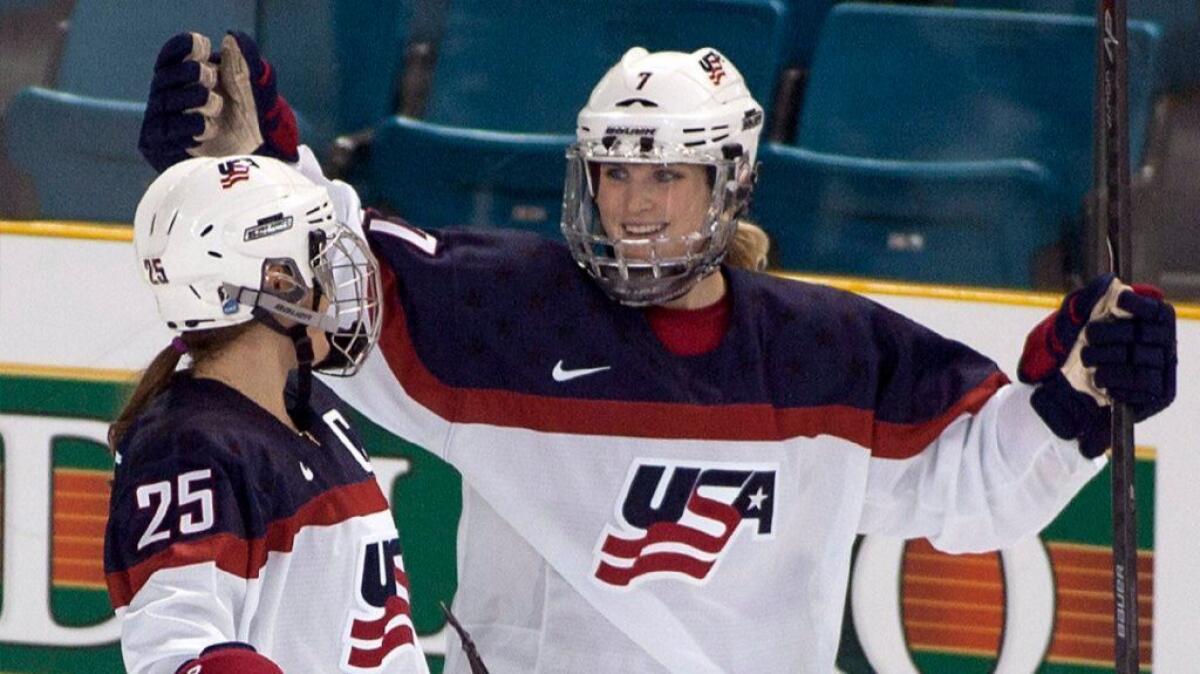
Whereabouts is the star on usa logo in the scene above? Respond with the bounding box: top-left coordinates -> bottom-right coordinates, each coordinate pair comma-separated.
592,460 -> 777,588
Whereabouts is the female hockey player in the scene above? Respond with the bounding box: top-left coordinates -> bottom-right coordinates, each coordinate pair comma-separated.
104,154 -> 429,674
139,33 -> 1177,673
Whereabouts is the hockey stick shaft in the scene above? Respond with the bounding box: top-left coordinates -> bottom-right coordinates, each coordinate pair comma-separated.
1095,0 -> 1139,671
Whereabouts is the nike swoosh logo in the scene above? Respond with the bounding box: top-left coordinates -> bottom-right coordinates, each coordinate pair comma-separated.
552,360 -> 611,382
299,461 -> 314,482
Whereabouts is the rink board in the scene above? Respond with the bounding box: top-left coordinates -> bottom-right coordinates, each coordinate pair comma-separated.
1,222 -> 1196,673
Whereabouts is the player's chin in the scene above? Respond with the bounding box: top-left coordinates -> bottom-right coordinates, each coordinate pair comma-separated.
308,329 -> 333,364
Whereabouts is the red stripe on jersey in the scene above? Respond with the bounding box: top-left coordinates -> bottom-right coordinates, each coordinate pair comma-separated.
872,370 -> 1008,459
378,265 -> 1007,458
107,477 -> 388,608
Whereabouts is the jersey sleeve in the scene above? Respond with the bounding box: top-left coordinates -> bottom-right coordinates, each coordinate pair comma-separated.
855,304 -> 1105,552
104,428 -> 263,674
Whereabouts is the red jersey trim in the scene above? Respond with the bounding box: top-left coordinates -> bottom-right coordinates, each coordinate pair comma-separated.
378,265 -> 1008,458
107,478 -> 388,609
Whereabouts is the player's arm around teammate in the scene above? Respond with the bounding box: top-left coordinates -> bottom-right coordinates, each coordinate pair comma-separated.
103,155 -> 428,673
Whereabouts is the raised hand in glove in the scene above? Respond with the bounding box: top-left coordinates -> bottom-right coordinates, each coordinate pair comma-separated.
1019,274 -> 1177,458
140,31 -> 298,173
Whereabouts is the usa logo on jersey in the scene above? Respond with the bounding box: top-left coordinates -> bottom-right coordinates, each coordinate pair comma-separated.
593,460 -> 777,588
340,535 -> 417,672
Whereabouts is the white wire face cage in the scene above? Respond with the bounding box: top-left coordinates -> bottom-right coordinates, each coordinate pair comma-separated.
560,140 -> 753,306
220,221 -> 382,376
309,222 -> 383,376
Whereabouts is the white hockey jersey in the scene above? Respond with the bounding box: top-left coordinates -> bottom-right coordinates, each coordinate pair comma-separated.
104,374 -> 429,674
323,214 -> 1105,674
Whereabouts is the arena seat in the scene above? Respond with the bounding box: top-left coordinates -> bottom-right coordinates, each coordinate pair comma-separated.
371,116 -> 571,238
4,0 -> 407,222
369,0 -> 789,233
779,0 -> 838,68
797,3 -> 1162,205
258,0 -> 411,146
958,0 -> 1199,91
753,144 -> 1069,288
4,0 -> 253,221
421,0 -> 790,133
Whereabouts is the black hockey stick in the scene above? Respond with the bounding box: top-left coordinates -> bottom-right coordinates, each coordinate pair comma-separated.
440,602 -> 492,674
1094,0 -> 1139,671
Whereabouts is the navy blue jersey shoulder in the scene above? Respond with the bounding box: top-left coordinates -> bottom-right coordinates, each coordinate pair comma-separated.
105,373 -> 375,574
368,220 -> 1001,423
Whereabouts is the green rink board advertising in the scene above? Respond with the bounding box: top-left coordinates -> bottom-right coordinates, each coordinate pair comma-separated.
2,222 -> 1198,672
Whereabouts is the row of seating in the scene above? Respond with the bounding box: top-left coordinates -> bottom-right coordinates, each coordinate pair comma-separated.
0,0 -> 1189,288
5,0 -> 412,221
370,3 -> 1163,287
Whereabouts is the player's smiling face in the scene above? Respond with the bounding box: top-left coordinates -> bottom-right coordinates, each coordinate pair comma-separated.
594,162 -> 712,259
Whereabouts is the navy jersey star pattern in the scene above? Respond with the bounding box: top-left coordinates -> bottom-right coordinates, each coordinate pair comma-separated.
104,374 -> 428,674
326,214 -> 1105,674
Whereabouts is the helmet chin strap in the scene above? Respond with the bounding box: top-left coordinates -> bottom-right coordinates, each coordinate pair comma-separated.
252,285 -> 324,432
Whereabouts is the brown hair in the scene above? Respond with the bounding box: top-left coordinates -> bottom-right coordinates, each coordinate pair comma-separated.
107,323 -> 256,451
726,220 -> 771,271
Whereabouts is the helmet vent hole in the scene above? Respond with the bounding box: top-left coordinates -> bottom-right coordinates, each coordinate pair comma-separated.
207,251 -> 223,258
711,134 -> 730,143
305,205 -> 321,216
200,224 -> 213,237
148,213 -> 157,235
188,285 -> 202,300
167,211 -> 179,235
684,140 -> 706,148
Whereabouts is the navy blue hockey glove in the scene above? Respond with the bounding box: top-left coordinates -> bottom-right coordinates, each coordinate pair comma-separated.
1019,274 -> 1177,458
174,642 -> 284,674
139,32 -> 222,172
140,31 -> 298,173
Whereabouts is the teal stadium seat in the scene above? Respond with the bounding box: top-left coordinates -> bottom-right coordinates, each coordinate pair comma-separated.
959,0 -> 1200,91
797,3 -> 1161,204
372,118 -> 569,238
5,0 -> 253,221
752,3 -> 1162,287
754,145 -> 1068,287
259,0 -> 412,149
779,0 -> 838,68
370,0 -> 790,235
4,0 -> 408,222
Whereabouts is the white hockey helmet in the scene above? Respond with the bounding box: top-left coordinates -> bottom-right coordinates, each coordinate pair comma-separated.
133,154 -> 381,376
562,47 -> 763,305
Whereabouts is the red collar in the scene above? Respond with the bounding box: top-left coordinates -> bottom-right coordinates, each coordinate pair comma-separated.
644,293 -> 732,356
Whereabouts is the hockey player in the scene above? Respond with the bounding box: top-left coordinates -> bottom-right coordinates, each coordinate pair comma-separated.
139,32 -> 1178,673
104,153 -> 429,674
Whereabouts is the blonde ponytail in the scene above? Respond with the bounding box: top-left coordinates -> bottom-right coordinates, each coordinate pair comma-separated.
726,220 -> 771,271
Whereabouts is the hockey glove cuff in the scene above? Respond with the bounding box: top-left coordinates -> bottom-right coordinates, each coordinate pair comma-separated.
174,642 -> 284,674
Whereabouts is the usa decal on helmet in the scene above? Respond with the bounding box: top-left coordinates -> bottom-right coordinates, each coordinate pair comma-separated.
698,50 -> 727,86
592,460 -> 778,588
218,156 -> 259,189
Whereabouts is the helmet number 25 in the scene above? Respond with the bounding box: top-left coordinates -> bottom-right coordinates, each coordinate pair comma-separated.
143,258 -> 169,285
